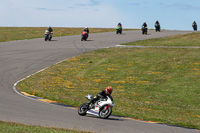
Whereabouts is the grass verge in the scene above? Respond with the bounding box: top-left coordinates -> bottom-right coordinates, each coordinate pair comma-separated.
122,32 -> 200,46
17,32 -> 200,129
0,121 -> 92,133
0,27 -> 133,42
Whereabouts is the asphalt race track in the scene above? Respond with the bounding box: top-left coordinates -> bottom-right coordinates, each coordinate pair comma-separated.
0,30 -> 199,133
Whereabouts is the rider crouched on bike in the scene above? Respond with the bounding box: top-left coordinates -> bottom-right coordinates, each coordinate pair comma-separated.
83,27 -> 89,35
48,26 -> 53,32
46,26 -> 53,36
155,20 -> 160,27
118,22 -> 122,28
87,86 -> 113,107
192,21 -> 197,31
44,26 -> 53,41
142,22 -> 147,28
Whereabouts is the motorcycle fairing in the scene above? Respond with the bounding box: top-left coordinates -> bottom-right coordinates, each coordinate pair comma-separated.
87,109 -> 99,116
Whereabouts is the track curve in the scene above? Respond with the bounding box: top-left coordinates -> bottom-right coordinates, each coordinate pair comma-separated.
0,30 -> 199,133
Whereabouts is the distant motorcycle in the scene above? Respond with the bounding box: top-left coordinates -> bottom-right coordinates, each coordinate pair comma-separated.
142,26 -> 148,35
116,26 -> 122,34
45,30 -> 53,41
193,25 -> 197,31
78,94 -> 114,119
81,31 -> 88,41
155,24 -> 160,32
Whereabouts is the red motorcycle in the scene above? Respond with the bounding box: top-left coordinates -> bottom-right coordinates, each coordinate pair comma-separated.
81,31 -> 88,41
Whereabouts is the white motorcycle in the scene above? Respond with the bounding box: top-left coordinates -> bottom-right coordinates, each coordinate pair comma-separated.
78,94 -> 114,119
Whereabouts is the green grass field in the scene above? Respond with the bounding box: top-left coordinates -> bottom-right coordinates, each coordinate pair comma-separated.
17,31 -> 200,129
0,27 -> 122,42
123,32 -> 200,46
0,121 -> 92,133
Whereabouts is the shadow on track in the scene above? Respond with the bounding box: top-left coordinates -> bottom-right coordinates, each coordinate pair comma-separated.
85,115 -> 124,121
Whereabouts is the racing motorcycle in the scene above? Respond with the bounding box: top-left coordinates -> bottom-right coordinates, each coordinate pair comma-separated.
45,30 -> 53,41
142,26 -> 148,35
193,25 -> 197,31
78,94 -> 114,119
116,26 -> 122,34
81,31 -> 88,41
155,24 -> 160,32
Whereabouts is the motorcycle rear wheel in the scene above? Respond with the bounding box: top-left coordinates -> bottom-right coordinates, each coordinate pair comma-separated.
99,106 -> 112,119
78,103 -> 88,116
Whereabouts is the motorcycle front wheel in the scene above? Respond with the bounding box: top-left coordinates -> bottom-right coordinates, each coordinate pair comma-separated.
49,35 -> 52,41
99,106 -> 112,119
81,36 -> 85,41
45,36 -> 48,41
78,103 -> 88,116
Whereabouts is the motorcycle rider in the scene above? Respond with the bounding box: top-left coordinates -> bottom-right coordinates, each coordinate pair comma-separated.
116,22 -> 122,34
155,20 -> 160,26
45,26 -> 53,41
117,22 -> 122,30
47,26 -> 53,36
118,22 -> 122,27
155,20 -> 160,31
192,21 -> 197,31
83,27 -> 89,34
141,22 -> 148,34
87,86 -> 113,107
83,27 -> 89,37
142,22 -> 147,28
47,26 -> 53,32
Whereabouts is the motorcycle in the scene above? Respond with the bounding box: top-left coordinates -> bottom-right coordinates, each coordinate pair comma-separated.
142,26 -> 148,35
116,26 -> 122,34
78,94 -> 114,119
193,25 -> 197,31
155,24 -> 160,32
81,31 -> 88,41
45,30 -> 53,41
